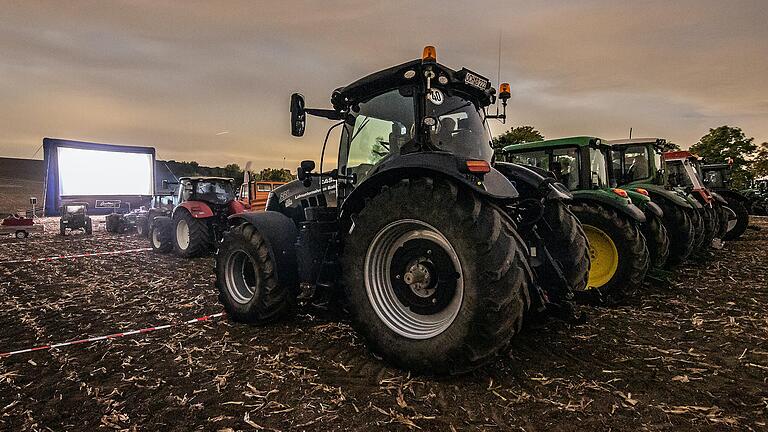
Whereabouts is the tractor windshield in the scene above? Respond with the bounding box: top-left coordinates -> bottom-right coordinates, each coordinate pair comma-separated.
343,89 -> 415,180
505,147 -> 580,190
424,93 -> 493,162
195,180 -> 235,204
666,159 -> 704,189
703,169 -> 726,188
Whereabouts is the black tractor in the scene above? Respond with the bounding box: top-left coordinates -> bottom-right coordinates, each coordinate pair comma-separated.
215,46 -> 589,374
59,203 -> 92,236
700,163 -> 750,240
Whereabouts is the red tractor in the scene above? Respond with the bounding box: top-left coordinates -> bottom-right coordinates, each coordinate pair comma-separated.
149,177 -> 245,257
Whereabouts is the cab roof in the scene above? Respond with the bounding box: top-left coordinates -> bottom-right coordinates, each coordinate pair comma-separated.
502,136 -> 602,153
607,138 -> 666,147
331,59 -> 495,111
179,176 -> 234,182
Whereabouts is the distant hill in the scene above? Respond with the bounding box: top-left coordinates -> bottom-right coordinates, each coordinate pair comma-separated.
0,157 -> 45,216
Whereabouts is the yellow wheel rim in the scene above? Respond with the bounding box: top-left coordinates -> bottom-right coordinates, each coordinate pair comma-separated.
584,225 -> 619,289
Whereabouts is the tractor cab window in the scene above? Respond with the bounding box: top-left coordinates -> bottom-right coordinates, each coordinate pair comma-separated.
704,170 -> 725,188
507,151 -> 548,170
343,89 -> 415,181
622,145 -> 651,182
425,93 -> 493,162
552,147 -> 580,190
64,205 -> 85,214
195,180 -> 235,204
257,183 -> 272,192
589,147 -> 609,188
179,180 -> 193,202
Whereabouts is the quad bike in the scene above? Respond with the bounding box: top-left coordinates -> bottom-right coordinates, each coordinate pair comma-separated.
664,151 -> 732,254
59,203 -> 92,236
150,177 -> 245,257
215,46 -> 589,374
608,138 -> 697,268
503,136 -> 652,299
701,163 -> 749,240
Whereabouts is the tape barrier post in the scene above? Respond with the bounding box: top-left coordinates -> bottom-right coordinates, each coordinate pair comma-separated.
0,248 -> 152,265
0,312 -> 226,358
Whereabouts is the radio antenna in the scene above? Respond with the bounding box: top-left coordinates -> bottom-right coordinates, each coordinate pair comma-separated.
497,31 -> 502,88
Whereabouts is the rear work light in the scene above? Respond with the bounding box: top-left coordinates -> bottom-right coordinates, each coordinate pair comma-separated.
465,160 -> 491,174
612,188 -> 628,198
635,188 -> 649,196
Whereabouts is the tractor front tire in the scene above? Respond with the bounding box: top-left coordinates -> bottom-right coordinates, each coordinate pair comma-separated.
656,201 -> 695,268
216,223 -> 294,324
571,203 -> 649,299
136,216 -> 149,238
696,206 -> 717,254
150,217 -> 173,253
173,211 -> 211,258
341,177 -> 531,375
536,200 -> 591,297
85,218 -> 93,235
723,198 -> 749,241
59,222 -> 66,236
641,212 -> 669,270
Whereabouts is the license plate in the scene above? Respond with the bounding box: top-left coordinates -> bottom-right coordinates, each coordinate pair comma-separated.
464,72 -> 488,90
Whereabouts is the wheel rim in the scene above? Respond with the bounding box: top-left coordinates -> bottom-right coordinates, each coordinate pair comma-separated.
364,219 -> 463,340
225,250 -> 258,304
152,228 -> 162,248
584,225 -> 619,289
176,219 -> 190,250
15,231 -> 24,239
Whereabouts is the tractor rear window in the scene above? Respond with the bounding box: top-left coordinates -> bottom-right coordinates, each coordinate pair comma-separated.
507,151 -> 548,170
622,145 -> 651,183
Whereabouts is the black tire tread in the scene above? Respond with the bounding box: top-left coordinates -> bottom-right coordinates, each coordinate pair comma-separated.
173,210 -> 212,258
341,176 -> 532,375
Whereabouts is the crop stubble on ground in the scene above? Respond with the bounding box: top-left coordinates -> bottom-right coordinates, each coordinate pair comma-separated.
0,217 -> 766,431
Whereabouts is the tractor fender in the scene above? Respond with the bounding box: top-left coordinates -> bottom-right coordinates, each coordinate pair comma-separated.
571,190 -> 646,223
625,190 -> 663,218
494,162 -> 572,201
227,211 -> 299,290
340,152 -> 519,216
228,199 -> 246,215
175,201 -> 214,219
709,191 -> 728,205
638,185 -> 693,210
714,189 -> 751,204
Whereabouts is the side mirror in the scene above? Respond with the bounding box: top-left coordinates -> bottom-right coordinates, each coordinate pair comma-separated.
297,160 -> 315,187
290,93 -> 306,137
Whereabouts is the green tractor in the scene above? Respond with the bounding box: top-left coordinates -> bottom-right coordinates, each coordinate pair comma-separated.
700,163 -> 750,240
742,177 -> 768,215
214,46 -> 589,374
608,138 -> 697,267
502,136 -> 651,298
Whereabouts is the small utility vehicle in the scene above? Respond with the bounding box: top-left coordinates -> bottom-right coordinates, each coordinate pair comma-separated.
1,214 -> 43,238
59,203 -> 92,236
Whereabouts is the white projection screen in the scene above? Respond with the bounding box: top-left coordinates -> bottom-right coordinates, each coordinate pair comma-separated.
57,147 -> 154,196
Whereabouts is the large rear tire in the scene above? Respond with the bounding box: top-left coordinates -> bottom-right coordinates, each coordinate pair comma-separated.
173,210 -> 211,258
136,216 -> 149,238
723,197 -> 749,241
641,212 -> 669,270
689,207 -> 705,252
85,218 -> 93,235
655,200 -> 695,268
341,177 -> 532,375
150,217 -> 173,253
571,202 -> 649,298
216,223 -> 294,323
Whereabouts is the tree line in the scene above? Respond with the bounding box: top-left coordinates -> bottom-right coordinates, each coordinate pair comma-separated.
162,160 -> 294,187
493,125 -> 768,189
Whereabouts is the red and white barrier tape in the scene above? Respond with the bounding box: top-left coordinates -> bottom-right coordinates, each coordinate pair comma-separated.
0,312 -> 226,358
0,248 -> 152,264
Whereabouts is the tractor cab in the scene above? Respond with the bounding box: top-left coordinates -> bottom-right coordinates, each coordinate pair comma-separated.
663,151 -> 714,205
502,136 -> 613,191
177,177 -> 236,206
701,163 -> 732,190
280,45 -> 514,223
608,138 -> 668,188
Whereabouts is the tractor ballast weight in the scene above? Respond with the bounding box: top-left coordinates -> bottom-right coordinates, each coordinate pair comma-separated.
216,47 -> 590,374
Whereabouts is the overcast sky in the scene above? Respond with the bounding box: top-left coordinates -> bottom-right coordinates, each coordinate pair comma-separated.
1,0 -> 766,170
